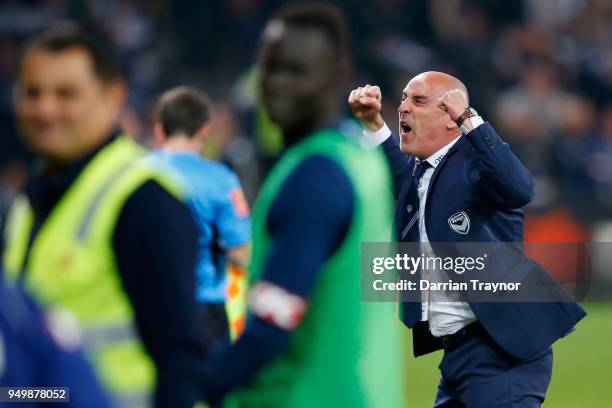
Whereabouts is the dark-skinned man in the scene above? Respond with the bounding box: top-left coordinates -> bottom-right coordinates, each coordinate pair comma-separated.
198,4 -> 406,407
3,26 -> 205,407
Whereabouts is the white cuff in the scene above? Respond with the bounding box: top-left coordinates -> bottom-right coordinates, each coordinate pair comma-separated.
361,123 -> 392,149
460,116 -> 485,134
471,115 -> 484,128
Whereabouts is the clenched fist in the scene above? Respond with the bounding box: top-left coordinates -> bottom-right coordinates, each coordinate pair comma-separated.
348,84 -> 385,132
436,89 -> 468,123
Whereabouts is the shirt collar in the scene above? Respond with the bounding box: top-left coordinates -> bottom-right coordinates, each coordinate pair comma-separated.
418,135 -> 462,168
25,130 -> 122,215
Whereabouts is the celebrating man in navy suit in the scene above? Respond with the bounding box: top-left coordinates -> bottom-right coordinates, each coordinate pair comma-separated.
349,72 -> 586,407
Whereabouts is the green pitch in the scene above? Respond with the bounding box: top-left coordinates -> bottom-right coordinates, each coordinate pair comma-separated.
403,303 -> 612,407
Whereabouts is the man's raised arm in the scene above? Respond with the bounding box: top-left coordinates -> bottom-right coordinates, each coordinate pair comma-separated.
348,85 -> 412,197
437,89 -> 534,208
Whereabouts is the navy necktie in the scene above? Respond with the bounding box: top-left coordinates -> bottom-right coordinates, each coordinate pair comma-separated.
401,160 -> 430,242
401,160 -> 430,327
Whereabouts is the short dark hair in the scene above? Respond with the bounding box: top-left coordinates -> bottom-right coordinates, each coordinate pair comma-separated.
20,24 -> 122,83
273,3 -> 349,61
155,86 -> 212,137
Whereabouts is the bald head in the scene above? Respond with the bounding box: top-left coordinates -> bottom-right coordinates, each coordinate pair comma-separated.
397,71 -> 468,159
411,71 -> 469,104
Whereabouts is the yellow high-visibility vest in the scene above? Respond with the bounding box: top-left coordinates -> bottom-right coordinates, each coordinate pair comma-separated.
3,136 -> 183,407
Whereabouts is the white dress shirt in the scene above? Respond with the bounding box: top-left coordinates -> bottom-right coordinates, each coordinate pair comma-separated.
363,119 -> 484,336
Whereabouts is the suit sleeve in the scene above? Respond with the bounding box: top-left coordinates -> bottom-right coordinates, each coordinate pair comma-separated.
362,124 -> 412,198
465,122 -> 534,208
381,135 -> 413,198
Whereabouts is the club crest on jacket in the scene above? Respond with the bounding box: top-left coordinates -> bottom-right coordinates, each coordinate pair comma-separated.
448,211 -> 470,234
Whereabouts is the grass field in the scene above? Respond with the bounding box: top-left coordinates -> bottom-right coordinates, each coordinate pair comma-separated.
403,303 -> 612,407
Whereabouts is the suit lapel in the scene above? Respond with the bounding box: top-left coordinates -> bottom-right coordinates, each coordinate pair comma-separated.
426,136 -> 467,199
395,156 -> 416,240
395,136 -> 467,240
423,136 -> 468,237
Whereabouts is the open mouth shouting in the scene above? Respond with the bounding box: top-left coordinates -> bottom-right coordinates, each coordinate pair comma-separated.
400,120 -> 413,138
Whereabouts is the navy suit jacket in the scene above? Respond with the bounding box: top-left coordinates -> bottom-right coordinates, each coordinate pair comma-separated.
381,122 -> 586,360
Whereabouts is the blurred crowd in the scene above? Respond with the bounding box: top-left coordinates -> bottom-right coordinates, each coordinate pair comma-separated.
1,0 -> 611,241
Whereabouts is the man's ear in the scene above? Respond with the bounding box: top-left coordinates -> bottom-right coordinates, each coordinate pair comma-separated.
106,79 -> 127,110
153,123 -> 166,146
103,80 -> 127,124
195,123 -> 211,143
